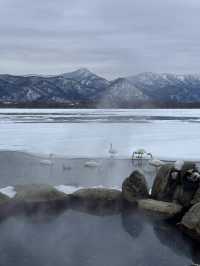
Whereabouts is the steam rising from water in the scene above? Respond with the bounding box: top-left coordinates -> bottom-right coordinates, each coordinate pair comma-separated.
0,209 -> 198,266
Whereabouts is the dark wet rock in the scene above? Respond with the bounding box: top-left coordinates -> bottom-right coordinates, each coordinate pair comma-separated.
137,199 -> 182,219
71,188 -> 122,215
122,170 -> 149,203
180,202 -> 200,242
12,184 -> 70,213
180,161 -> 197,177
0,192 -> 12,217
0,192 -> 10,205
151,163 -> 176,201
152,162 -> 199,207
171,161 -> 199,208
173,185 -> 196,208
191,186 -> 200,205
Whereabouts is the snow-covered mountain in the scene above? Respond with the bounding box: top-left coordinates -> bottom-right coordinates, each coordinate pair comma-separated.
0,68 -> 109,104
1,69 -> 200,107
127,72 -> 200,103
99,77 -> 149,107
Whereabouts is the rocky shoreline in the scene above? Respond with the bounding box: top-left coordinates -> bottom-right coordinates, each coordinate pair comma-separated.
0,161 -> 200,243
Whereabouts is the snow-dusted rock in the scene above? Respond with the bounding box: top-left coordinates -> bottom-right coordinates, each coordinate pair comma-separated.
0,186 -> 16,198
54,185 -> 83,195
151,162 -> 199,207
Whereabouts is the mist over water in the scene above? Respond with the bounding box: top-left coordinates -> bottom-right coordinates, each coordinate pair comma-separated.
0,149 -> 199,266
0,209 -> 199,266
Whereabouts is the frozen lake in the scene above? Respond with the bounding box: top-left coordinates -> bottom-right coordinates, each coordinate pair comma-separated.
0,108 -> 200,160
0,109 -> 200,266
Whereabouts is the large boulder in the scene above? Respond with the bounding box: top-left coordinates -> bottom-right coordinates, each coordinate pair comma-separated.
122,170 -> 149,203
151,162 -> 199,207
71,188 -> 122,215
173,185 -> 196,208
180,202 -> 200,242
0,192 -> 10,204
137,199 -> 182,219
0,192 -> 11,216
12,184 -> 70,213
191,186 -> 200,205
151,163 -> 177,201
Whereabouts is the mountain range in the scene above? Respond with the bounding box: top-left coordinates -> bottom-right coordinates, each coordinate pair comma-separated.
1,68 -> 200,108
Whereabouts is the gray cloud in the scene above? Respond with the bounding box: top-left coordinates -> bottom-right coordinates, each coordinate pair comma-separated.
0,0 -> 200,79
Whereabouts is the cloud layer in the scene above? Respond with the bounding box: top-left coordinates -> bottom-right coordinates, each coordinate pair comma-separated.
0,0 -> 200,79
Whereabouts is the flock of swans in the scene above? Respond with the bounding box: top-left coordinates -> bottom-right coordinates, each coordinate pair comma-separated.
39,144 -> 165,171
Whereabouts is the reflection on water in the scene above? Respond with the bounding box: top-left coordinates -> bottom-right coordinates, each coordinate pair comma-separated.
0,208 -> 199,266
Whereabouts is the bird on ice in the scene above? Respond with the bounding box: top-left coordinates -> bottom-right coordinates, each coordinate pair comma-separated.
149,159 -> 165,168
108,143 -> 118,157
84,161 -> 100,168
149,158 -> 165,173
39,153 -> 54,166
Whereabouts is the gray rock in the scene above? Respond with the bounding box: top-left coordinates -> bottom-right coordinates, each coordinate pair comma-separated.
191,186 -> 200,205
0,192 -> 10,205
137,199 -> 182,219
71,188 -> 122,215
180,202 -> 200,242
0,192 -> 11,215
151,162 -> 199,207
122,170 -> 149,203
173,185 -> 196,208
151,164 -> 176,201
14,184 -> 69,202
12,184 -> 70,213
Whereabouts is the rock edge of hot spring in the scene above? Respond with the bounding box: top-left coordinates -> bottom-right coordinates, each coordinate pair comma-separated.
0,160 -> 200,243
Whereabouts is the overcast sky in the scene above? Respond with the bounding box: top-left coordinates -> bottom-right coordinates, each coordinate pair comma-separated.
0,0 -> 200,79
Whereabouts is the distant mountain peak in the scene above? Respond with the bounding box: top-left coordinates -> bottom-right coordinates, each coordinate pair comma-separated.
76,68 -> 92,74
63,67 -> 93,77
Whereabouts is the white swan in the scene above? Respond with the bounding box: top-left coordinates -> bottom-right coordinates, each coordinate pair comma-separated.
39,153 -> 54,166
84,161 -> 100,168
149,159 -> 165,167
149,158 -> 165,174
109,143 -> 118,156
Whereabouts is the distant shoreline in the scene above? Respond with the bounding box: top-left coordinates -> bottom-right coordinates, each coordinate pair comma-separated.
1,101 -> 200,109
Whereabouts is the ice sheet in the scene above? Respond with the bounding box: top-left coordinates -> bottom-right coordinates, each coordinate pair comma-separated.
0,109 -> 200,160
